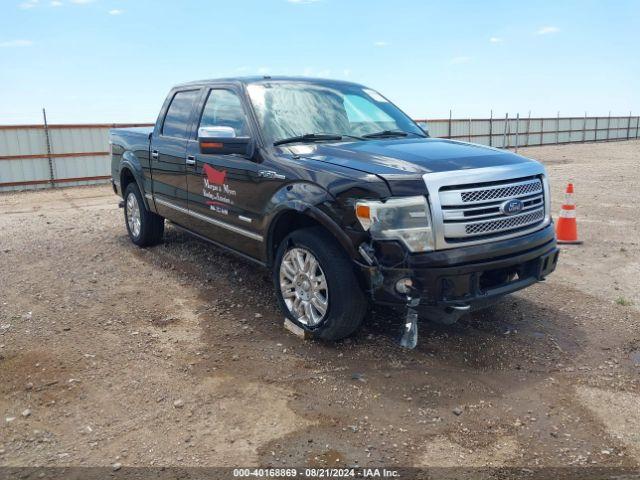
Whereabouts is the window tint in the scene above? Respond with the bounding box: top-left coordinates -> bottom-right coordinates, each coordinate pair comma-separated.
344,94 -> 394,123
162,90 -> 199,138
199,89 -> 248,136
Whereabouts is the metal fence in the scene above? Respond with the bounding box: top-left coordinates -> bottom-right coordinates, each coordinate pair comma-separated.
0,121 -> 153,192
414,113 -> 640,149
1,114 -> 639,192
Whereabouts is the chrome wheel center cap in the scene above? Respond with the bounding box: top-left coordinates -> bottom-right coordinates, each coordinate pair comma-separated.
295,274 -> 311,299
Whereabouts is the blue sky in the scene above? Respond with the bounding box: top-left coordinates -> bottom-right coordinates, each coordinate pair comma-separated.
0,0 -> 638,124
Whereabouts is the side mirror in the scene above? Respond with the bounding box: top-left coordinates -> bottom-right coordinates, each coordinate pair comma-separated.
198,126 -> 254,156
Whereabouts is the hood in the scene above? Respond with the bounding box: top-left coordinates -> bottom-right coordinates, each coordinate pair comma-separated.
286,137 -> 537,178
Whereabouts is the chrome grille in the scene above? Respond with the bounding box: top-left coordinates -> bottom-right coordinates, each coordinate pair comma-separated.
465,209 -> 545,235
438,176 -> 547,244
460,180 -> 542,203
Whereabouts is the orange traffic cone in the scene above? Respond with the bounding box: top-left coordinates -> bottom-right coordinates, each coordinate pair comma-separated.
556,183 -> 582,244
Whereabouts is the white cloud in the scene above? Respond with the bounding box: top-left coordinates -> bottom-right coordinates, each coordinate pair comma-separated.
19,0 -> 38,9
69,0 -> 95,4
108,8 -> 123,15
489,36 -> 503,43
257,66 -> 270,75
373,41 -> 389,47
536,26 -> 560,35
0,39 -> 34,47
287,0 -> 320,3
449,56 -> 471,65
50,0 -> 62,5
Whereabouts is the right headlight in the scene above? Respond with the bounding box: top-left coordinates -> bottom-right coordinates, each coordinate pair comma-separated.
355,196 -> 434,252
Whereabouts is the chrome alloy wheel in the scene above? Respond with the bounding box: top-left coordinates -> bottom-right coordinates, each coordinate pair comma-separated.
126,192 -> 141,238
279,247 -> 329,326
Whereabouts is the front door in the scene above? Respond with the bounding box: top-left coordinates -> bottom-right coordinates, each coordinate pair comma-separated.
185,87 -> 264,258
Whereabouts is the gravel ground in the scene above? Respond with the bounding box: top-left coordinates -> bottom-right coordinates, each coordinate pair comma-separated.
0,140 -> 639,471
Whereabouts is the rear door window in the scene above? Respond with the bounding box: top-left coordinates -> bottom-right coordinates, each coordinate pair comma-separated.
162,90 -> 199,138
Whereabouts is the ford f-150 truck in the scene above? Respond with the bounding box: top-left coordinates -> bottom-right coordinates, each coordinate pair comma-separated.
110,77 -> 558,345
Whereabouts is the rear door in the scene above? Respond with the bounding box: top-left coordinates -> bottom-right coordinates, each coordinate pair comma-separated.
150,88 -> 200,222
185,87 -> 265,258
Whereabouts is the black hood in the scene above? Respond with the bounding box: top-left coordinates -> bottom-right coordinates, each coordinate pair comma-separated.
287,137 -> 538,178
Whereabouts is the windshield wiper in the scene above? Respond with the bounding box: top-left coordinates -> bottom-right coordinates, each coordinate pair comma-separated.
274,133 -> 343,146
361,130 -> 412,139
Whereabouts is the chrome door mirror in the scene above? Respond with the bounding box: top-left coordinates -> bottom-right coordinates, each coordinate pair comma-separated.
198,126 -> 237,139
198,126 -> 254,157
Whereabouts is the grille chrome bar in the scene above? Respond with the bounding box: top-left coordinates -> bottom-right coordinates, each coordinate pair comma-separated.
439,177 -> 543,206
444,208 -> 545,238
442,194 -> 543,221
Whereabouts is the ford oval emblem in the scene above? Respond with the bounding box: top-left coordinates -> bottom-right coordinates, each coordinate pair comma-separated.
500,198 -> 524,216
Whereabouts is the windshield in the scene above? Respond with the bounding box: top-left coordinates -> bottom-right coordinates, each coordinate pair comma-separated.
246,81 -> 424,145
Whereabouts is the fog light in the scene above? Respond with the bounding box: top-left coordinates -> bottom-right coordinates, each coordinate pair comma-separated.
395,278 -> 413,294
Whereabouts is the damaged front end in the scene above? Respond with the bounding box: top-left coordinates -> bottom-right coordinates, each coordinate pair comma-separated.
354,223 -> 559,348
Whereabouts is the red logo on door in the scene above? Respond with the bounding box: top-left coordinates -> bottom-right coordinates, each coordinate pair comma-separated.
203,164 -> 226,186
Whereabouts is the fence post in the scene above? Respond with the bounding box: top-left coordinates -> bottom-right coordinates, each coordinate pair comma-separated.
627,111 -> 632,140
503,113 -> 508,148
595,116 -> 599,142
606,111 -> 611,141
525,110 -> 531,147
489,110 -> 493,147
582,112 -> 587,143
448,110 -> 452,139
515,113 -> 520,152
468,117 -> 472,142
42,108 -> 56,188
636,116 -> 639,139
556,111 -> 560,144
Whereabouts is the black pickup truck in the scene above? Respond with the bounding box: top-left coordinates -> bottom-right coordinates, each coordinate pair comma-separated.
110,77 -> 558,344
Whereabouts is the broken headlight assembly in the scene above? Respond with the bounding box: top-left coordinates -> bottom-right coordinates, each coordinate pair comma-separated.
355,196 -> 435,252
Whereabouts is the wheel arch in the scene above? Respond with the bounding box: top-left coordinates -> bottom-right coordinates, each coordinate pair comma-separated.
266,205 -> 358,268
120,153 -> 149,210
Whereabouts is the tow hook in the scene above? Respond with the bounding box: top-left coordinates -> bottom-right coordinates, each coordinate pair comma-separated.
118,200 -> 124,209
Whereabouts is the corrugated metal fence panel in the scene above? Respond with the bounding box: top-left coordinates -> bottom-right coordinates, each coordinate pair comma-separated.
1,118 -> 639,192
0,123 -> 153,192
48,127 -> 109,155
0,127 -> 47,157
0,157 -> 51,192
422,120 -> 448,138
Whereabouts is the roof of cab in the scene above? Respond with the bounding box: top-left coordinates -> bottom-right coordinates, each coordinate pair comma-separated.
174,76 -> 365,89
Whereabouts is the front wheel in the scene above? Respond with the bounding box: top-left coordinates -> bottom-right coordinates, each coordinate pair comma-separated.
123,183 -> 164,247
273,227 -> 367,341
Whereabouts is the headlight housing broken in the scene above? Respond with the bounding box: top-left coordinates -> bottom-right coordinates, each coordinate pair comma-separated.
355,196 -> 435,252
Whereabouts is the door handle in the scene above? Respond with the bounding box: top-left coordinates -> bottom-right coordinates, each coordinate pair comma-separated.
258,170 -> 286,179
151,150 -> 159,159
185,155 -> 196,166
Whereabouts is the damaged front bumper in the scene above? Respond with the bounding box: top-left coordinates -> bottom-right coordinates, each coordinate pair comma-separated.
358,223 -> 559,310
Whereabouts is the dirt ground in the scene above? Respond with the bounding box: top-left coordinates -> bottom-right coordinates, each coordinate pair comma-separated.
1,140 -> 639,472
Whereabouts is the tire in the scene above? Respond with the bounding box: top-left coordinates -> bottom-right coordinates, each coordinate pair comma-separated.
273,226 -> 367,341
123,182 -> 164,247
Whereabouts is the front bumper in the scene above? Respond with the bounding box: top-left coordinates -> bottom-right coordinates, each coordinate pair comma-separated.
358,223 -> 559,307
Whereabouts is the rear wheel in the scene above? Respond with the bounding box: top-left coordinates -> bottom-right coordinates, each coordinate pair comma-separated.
123,183 -> 164,247
274,227 -> 367,341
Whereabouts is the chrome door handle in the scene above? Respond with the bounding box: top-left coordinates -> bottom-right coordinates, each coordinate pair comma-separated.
185,155 -> 196,166
258,170 -> 286,179
151,150 -> 159,159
